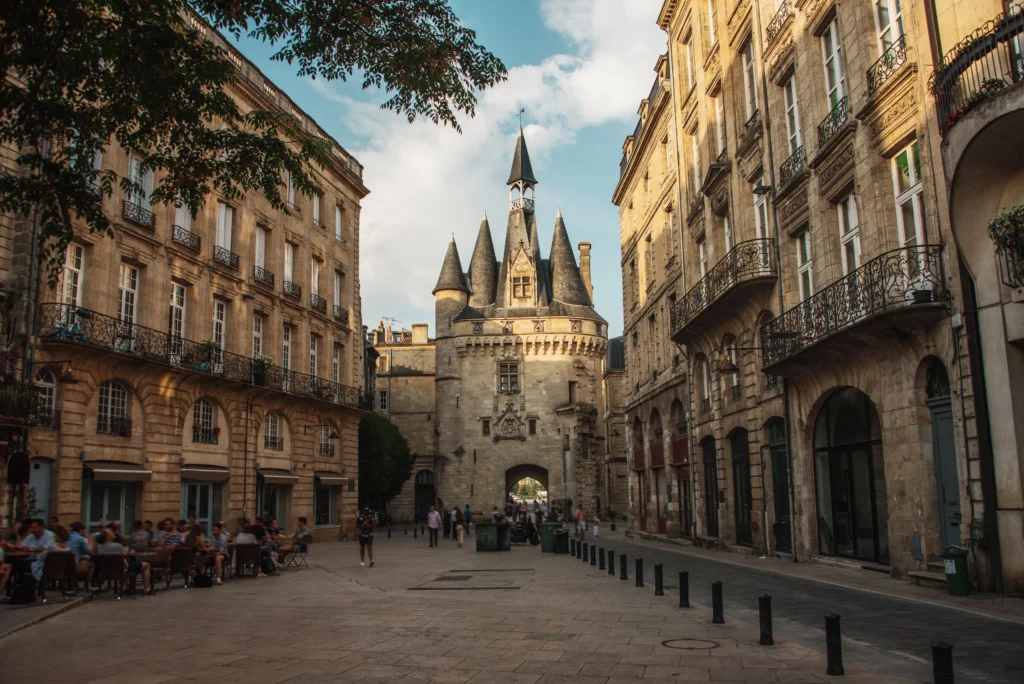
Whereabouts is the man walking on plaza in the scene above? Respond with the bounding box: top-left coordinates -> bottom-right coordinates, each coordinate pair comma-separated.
463,504 -> 472,537
450,507 -> 459,542
427,505 -> 441,547
357,507 -> 375,567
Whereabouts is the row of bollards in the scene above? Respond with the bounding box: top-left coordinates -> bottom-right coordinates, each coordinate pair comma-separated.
568,542 -> 955,682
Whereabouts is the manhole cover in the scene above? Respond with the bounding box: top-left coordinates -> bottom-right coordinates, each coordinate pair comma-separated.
661,638 -> 720,650
527,633 -> 574,642
434,575 -> 471,581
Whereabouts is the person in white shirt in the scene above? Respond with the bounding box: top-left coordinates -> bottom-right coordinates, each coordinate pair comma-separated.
426,506 -> 441,547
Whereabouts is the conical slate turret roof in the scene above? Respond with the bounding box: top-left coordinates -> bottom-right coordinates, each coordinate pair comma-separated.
548,209 -> 592,306
469,213 -> 498,307
432,237 -> 469,294
506,126 -> 538,186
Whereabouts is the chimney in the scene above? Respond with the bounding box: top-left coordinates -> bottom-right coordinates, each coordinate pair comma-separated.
412,324 -> 429,345
578,242 -> 593,301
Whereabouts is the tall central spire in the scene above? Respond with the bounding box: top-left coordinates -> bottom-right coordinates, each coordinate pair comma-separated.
507,126 -> 537,213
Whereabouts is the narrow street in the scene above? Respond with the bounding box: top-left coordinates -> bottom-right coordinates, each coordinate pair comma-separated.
607,532 -> 1024,683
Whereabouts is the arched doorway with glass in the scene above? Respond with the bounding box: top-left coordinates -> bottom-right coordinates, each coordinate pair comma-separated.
813,387 -> 889,564
650,409 -> 668,534
632,417 -> 647,531
764,418 -> 791,553
414,469 -> 436,523
701,437 -> 719,538
670,399 -> 691,538
924,358 -> 961,550
730,429 -> 752,546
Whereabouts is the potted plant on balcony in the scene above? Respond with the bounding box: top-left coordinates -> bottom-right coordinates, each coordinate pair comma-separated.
988,202 -> 1024,286
252,353 -> 273,386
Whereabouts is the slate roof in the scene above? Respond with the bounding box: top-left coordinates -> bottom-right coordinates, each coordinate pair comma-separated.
432,238 -> 469,294
506,126 -> 538,186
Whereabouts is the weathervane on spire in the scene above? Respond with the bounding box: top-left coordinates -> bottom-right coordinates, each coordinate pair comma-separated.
518,107 -> 525,127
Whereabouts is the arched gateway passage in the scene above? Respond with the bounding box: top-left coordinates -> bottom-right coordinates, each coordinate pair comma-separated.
505,464 -> 549,496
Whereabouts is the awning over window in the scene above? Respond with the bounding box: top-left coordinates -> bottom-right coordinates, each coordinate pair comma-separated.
315,472 -> 348,485
84,461 -> 152,482
258,468 -> 298,484
181,465 -> 230,482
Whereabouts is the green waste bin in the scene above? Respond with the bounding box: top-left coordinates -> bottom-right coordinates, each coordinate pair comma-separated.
475,523 -> 498,552
497,523 -> 511,551
942,546 -> 969,596
557,530 -> 569,554
541,522 -> 560,553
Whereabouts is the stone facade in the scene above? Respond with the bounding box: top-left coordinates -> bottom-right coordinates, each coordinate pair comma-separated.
427,130 -> 609,518
0,13 -> 367,541
611,0 -> 1004,589
601,337 -> 630,519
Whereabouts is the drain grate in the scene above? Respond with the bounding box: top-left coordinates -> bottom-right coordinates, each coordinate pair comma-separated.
408,586 -> 520,591
434,575 -> 471,581
661,638 -> 720,650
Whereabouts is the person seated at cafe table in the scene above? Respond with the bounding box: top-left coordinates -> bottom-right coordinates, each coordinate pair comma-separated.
161,520 -> 188,548
276,517 -> 312,564
184,523 -> 205,549
96,529 -> 156,596
204,522 -> 231,585
67,522 -> 96,589
152,518 -> 172,544
0,556 -> 11,604
30,525 -> 69,586
248,519 -> 280,577
18,518 -> 55,553
127,520 -> 150,552
49,515 -> 60,531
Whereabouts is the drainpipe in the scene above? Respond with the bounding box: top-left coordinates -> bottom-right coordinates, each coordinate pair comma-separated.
752,0 -> 798,560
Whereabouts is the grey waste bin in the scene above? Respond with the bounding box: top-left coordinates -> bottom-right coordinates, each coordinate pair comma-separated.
554,529 -> 569,554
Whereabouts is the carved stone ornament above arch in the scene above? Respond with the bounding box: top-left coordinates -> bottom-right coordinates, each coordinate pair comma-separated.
493,397 -> 526,442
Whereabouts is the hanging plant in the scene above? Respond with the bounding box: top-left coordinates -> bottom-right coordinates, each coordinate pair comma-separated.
988,203 -> 1024,285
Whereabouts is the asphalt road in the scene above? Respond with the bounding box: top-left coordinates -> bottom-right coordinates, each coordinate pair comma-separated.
580,535 -> 1024,683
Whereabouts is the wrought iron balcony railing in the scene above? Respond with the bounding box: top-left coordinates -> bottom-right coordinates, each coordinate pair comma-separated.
739,110 -> 762,151
766,374 -> 778,390
701,398 -> 711,414
766,0 -> 789,44
312,218 -> 324,230
730,384 -> 742,400
334,306 -> 349,324
97,415 -> 132,437
172,224 -> 201,252
671,238 -> 776,338
283,281 -> 302,298
319,443 -> 335,457
817,96 -> 849,149
264,435 -> 284,450
761,245 -> 948,367
868,35 -> 908,94
37,303 -> 362,409
192,427 -> 219,444
779,145 -> 805,188
687,192 -> 704,221
36,408 -> 61,429
311,293 -> 328,312
0,382 -> 46,425
930,7 -> 1024,135
1000,246 -> 1024,288
122,200 -> 155,229
214,246 -> 239,269
253,265 -> 275,287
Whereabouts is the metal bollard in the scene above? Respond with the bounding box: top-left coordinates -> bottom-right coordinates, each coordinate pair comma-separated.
758,595 -> 773,646
405,528 -> 408,536
711,581 -> 724,624
654,563 -> 664,596
582,543 -> 589,563
931,642 -> 954,684
590,544 -> 597,567
599,547 -> 605,571
413,527 -> 417,539
571,538 -> 576,557
679,571 -> 690,608
388,527 -> 391,539
421,525 -> 425,535
608,549 -> 615,576
610,521 -> 616,531
620,553 -> 628,581
635,558 -> 644,588
825,613 -> 844,676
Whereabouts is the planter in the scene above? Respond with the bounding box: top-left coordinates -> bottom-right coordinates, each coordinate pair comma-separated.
252,368 -> 267,386
912,289 -> 934,304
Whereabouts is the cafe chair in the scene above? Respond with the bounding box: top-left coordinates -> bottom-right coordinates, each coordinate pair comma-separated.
166,547 -> 194,589
233,543 -> 260,578
37,551 -> 74,603
92,554 -> 128,599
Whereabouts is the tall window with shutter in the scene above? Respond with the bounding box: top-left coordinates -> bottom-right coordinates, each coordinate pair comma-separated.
216,202 -> 233,251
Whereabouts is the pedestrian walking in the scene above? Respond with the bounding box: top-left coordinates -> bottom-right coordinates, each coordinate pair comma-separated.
426,505 -> 441,547
455,508 -> 465,547
357,507 -> 375,567
450,507 -> 459,542
574,505 -> 586,539
463,504 -> 473,537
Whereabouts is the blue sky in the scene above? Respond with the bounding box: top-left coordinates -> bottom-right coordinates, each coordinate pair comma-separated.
229,0 -> 666,337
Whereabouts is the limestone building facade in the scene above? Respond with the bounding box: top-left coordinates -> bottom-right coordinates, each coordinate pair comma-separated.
602,337 -> 631,518
430,130 -> 609,516
614,0 -> 1017,591
372,323 -> 439,523
0,13 -> 368,540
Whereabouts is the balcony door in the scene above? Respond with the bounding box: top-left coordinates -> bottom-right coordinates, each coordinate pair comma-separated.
116,263 -> 138,352
766,418 -> 792,553
181,482 -> 222,532
702,437 -> 719,537
169,284 -> 186,365
731,429 -> 752,546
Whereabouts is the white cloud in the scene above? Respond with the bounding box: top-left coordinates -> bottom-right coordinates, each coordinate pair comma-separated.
322,0 -> 665,330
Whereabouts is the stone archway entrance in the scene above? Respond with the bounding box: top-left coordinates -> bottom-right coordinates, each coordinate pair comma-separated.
505,464 -> 549,515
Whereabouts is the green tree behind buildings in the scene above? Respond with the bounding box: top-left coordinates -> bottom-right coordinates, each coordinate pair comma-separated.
358,413 -> 414,512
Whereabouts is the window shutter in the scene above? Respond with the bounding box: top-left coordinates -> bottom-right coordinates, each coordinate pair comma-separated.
284,243 -> 294,282
255,226 -> 266,268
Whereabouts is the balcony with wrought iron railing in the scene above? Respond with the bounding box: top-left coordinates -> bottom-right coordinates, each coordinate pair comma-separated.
868,35 -> 908,94
0,382 -> 46,426
817,96 -> 850,150
172,224 -> 201,252
765,0 -> 790,45
761,245 -> 948,371
319,443 -> 335,457
213,246 -> 239,269
37,303 -> 363,409
122,200 -> 155,229
283,281 -> 302,298
97,415 -> 132,437
1000,245 -> 1024,288
192,427 -> 219,444
738,110 -> 762,153
334,306 -> 349,325
253,265 -> 275,288
264,435 -> 284,450
778,145 -> 806,189
311,293 -> 328,313
930,7 -> 1024,136
36,408 -> 61,429
670,238 -> 777,344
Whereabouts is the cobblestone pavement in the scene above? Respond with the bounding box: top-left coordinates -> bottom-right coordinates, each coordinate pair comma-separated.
0,532 -> 958,683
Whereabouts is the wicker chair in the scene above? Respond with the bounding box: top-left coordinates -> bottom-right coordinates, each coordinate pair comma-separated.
233,543 -> 260,578
92,554 -> 128,599
165,547 -> 194,589
37,551 -> 73,603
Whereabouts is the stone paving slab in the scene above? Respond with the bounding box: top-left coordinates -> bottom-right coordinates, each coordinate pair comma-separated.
0,535 -> 916,683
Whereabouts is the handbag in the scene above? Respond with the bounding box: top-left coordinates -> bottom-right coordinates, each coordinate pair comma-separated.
192,573 -> 214,588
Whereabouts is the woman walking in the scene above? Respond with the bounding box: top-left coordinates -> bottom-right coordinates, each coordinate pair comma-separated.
454,508 -> 466,547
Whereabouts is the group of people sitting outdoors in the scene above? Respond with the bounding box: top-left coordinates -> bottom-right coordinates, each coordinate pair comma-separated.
0,514 -> 313,603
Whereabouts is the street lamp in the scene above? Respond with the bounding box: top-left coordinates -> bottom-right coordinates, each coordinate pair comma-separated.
753,183 -> 773,195
718,348 -> 762,376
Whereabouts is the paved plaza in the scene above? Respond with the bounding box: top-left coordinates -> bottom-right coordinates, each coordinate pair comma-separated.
0,531 -> 1019,683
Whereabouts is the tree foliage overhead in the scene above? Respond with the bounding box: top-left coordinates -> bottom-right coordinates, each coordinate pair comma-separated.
358,412 -> 414,508
0,0 -> 506,280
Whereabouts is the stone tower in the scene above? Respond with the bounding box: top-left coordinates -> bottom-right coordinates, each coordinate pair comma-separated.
429,128 -> 608,516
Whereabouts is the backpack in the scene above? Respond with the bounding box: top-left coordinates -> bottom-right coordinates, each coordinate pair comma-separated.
11,577 -> 37,604
192,573 -> 214,588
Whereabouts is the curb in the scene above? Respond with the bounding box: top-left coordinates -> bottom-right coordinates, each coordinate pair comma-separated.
0,595 -> 91,641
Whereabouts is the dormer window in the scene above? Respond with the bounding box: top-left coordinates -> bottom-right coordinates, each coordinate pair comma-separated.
513,276 -> 532,298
